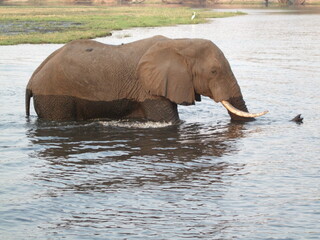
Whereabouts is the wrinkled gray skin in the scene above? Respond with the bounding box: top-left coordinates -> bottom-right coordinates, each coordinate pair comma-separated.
26,35 -> 252,123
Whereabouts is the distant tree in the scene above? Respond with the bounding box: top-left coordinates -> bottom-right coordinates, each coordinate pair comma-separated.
128,0 -> 146,3
162,0 -> 208,5
278,0 -> 306,5
119,0 -> 145,3
162,0 -> 183,3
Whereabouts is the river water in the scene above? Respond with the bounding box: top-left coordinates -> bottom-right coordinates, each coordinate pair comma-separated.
1,8 -> 319,240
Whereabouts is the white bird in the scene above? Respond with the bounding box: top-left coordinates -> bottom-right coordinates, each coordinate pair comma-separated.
191,12 -> 196,20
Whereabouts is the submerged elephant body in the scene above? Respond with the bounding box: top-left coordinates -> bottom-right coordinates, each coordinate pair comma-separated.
26,35 -> 267,123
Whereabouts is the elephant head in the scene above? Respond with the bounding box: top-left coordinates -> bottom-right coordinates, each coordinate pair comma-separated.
136,38 -> 268,121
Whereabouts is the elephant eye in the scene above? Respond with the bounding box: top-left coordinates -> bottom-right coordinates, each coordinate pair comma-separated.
211,70 -> 217,75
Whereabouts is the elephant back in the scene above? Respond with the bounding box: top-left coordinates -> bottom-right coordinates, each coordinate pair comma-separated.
27,36 -> 169,102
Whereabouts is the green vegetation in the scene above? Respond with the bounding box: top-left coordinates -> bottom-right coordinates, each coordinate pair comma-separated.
0,6 -> 245,45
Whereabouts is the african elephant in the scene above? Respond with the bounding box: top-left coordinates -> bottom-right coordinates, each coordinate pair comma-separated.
25,35 -> 267,123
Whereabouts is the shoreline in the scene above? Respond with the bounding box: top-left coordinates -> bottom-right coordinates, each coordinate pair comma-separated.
0,5 -> 246,45
1,0 -> 319,45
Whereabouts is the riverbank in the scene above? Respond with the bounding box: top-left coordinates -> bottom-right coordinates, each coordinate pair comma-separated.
0,5 -> 245,45
1,0 -> 320,6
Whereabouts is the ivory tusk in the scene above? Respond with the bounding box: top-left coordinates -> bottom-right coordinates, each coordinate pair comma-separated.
221,100 -> 268,118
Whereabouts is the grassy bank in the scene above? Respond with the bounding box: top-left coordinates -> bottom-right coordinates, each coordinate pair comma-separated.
0,6 -> 244,45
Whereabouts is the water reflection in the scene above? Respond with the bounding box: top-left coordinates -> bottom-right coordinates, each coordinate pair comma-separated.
26,120 -> 246,194
24,120 -> 247,238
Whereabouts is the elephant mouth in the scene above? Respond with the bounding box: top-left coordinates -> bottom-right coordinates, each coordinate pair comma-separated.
221,100 -> 268,118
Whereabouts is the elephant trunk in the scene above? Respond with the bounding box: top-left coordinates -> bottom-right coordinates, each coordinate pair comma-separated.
222,96 -> 268,121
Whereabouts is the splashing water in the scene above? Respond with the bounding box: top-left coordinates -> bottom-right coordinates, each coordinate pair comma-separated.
99,120 -> 174,129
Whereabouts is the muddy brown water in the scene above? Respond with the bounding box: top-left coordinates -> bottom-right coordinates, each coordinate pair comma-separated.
1,8 -> 319,239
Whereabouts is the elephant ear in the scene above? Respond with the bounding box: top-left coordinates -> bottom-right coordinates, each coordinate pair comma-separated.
137,41 -> 195,105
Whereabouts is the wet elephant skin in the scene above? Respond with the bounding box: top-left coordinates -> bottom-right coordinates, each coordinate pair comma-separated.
33,95 -> 179,122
